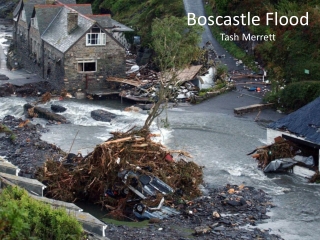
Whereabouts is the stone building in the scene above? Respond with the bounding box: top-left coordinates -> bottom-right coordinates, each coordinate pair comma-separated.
12,0 -> 130,91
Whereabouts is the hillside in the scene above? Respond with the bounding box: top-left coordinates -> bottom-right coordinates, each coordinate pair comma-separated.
77,0 -> 184,44
207,0 -> 320,83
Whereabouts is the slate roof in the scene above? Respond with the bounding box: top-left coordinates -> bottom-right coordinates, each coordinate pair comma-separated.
66,4 -> 92,15
268,97 -> 320,144
86,14 -> 112,28
34,5 -> 63,35
57,0 -> 76,4
110,19 -> 134,32
13,0 -> 23,18
24,1 -> 46,26
42,6 -> 94,53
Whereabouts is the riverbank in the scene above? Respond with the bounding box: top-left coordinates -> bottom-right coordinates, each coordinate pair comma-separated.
0,113 -> 283,239
0,115 -> 65,178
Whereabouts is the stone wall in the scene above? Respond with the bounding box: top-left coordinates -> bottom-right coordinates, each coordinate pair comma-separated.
14,16 -> 44,77
13,16 -> 126,92
27,25 -> 43,77
64,32 -> 126,91
43,43 -> 65,90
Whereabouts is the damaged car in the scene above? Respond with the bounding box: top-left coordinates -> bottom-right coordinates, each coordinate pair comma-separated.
105,170 -> 179,219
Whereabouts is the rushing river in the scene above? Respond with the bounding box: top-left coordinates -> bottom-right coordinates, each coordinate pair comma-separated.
1,94 -> 319,240
1,18 -> 319,240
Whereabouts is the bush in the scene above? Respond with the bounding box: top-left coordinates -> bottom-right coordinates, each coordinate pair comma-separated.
0,186 -> 83,240
264,81 -> 320,112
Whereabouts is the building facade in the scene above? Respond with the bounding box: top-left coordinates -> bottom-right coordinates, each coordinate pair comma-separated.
12,0 -> 129,92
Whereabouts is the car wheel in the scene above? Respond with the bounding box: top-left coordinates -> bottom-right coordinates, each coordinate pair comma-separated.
134,203 -> 146,214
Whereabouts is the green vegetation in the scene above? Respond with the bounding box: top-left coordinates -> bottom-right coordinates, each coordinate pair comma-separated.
198,79 -> 227,97
77,0 -> 184,44
143,16 -> 203,129
0,124 -> 16,142
0,186 -> 84,240
264,81 -> 320,112
204,5 -> 257,70
206,0 -> 320,111
79,0 -> 320,111
216,64 -> 228,80
0,124 -> 11,134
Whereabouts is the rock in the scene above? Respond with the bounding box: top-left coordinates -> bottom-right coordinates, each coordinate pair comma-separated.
0,75 -> 9,80
212,211 -> 221,219
51,104 -> 67,113
91,109 -> 116,122
194,225 -> 211,235
135,104 -> 153,111
213,226 -> 225,231
227,199 -> 242,207
15,87 -> 35,95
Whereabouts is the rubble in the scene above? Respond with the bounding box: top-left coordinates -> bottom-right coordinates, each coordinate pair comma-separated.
103,184 -> 283,240
105,54 -> 214,103
35,128 -> 204,219
248,137 -> 318,181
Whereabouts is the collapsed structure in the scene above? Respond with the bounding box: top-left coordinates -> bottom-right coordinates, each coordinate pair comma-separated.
249,98 -> 320,181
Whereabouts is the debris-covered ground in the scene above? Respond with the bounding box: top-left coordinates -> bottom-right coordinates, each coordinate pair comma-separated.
249,137 -> 319,182
0,115 -> 64,177
1,115 -> 283,239
0,81 -> 55,97
103,184 -> 283,240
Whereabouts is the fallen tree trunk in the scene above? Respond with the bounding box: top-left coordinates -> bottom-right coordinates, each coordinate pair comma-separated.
24,104 -> 67,123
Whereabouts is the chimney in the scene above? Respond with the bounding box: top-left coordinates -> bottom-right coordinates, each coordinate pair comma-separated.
67,12 -> 78,34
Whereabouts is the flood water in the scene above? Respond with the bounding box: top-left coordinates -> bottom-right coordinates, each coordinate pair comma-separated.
1,18 -> 319,240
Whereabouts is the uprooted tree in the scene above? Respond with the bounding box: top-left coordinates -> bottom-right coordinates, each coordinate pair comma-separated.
36,16 -> 205,217
143,16 -> 204,130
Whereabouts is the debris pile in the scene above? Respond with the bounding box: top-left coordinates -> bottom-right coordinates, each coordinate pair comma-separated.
107,58 -> 212,103
113,63 -> 202,102
249,137 -> 318,181
104,184 -> 283,240
248,137 -> 298,170
36,129 -> 204,216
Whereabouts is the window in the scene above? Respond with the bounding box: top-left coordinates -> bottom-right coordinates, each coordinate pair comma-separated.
86,26 -> 106,46
21,10 -> 26,22
77,60 -> 97,72
31,17 -> 38,29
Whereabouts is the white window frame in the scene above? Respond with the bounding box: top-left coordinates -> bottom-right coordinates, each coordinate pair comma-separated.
31,16 -> 38,29
77,60 -> 97,72
21,9 -> 26,22
86,26 -> 106,46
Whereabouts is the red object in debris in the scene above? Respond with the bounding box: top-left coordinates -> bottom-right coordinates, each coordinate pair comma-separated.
257,87 -> 261,92
165,154 -> 174,162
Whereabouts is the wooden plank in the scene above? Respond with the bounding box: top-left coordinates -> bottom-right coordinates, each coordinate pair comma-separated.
160,65 -> 203,84
234,103 -> 274,115
107,77 -> 142,87
119,92 -> 152,103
